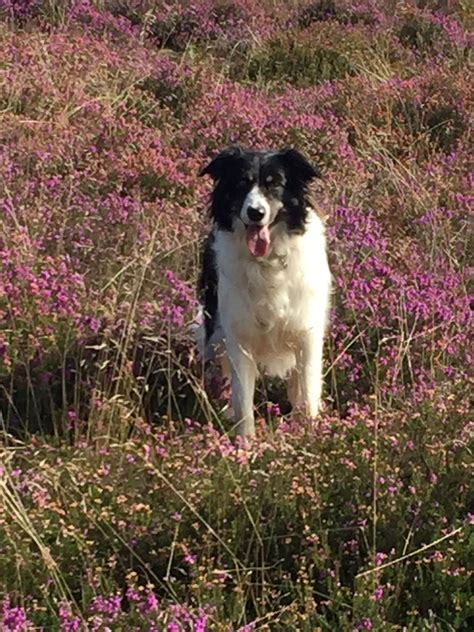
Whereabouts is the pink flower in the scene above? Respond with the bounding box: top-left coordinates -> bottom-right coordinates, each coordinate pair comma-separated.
373,585 -> 384,602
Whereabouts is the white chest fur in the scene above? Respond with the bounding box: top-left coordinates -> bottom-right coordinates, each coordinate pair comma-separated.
213,212 -> 330,377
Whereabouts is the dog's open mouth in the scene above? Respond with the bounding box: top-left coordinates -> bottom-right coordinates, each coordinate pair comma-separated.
245,224 -> 271,258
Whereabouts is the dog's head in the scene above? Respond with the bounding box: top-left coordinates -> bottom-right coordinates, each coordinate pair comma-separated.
200,147 -> 321,257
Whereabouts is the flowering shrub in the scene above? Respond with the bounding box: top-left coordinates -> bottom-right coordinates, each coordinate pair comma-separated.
0,0 -> 471,629
0,415 -> 471,629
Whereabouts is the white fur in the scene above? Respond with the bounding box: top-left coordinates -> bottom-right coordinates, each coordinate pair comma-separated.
207,209 -> 331,436
241,185 -> 273,225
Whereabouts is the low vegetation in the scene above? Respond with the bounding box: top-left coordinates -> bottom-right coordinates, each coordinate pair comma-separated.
0,1 -> 472,629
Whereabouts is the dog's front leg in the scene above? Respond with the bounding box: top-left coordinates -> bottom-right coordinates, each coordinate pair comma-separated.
298,329 -> 324,417
227,339 -> 257,437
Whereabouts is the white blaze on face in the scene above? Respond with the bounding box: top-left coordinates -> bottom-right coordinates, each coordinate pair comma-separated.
241,186 -> 271,225
241,186 -> 272,258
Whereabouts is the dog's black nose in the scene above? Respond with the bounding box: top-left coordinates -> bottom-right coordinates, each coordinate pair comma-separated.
247,206 -> 265,222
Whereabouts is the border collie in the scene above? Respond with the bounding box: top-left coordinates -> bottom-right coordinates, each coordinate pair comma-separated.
198,147 -> 331,437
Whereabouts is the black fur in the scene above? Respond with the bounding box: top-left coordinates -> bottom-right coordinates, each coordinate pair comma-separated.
198,233 -> 218,343
279,148 -> 321,233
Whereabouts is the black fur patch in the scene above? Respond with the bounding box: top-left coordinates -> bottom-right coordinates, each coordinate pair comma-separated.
198,233 -> 218,343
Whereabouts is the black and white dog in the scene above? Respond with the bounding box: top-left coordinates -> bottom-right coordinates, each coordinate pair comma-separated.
198,147 -> 331,436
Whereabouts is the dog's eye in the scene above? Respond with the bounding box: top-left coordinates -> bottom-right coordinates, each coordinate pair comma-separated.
238,175 -> 254,186
265,174 -> 281,186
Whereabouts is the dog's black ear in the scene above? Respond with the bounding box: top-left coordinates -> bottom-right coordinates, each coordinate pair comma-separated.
199,146 -> 243,180
279,148 -> 321,182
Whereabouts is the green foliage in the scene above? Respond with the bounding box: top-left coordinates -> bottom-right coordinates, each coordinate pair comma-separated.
398,15 -> 444,53
246,37 -> 354,87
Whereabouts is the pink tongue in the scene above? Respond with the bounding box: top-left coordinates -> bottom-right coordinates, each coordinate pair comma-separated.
246,225 -> 270,257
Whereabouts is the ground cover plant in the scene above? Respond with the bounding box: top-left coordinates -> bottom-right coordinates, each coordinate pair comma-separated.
0,0 -> 472,629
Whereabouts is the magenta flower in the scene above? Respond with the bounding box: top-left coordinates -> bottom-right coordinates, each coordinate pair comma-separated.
1,597 -> 32,632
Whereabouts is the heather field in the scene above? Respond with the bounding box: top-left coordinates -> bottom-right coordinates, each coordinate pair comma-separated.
0,1 -> 473,630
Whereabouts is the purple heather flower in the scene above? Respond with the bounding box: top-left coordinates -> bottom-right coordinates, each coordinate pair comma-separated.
375,552 -> 388,566
266,402 -> 281,416
194,615 -> 209,632
59,602 -> 81,631
1,597 -> 32,632
373,586 -> 384,602
90,594 -> 122,618
143,591 -> 159,613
